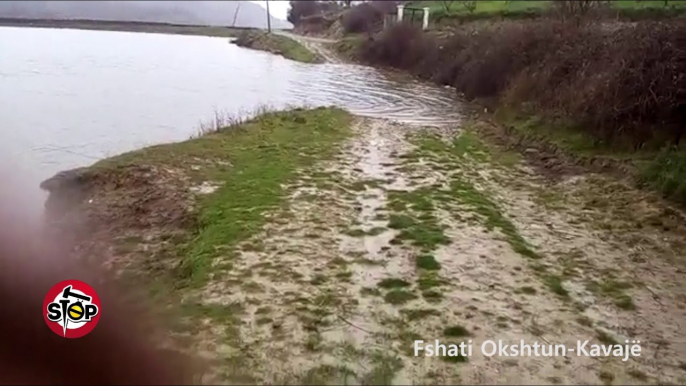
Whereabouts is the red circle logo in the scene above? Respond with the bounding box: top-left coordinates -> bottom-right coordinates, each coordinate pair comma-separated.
43,280 -> 101,338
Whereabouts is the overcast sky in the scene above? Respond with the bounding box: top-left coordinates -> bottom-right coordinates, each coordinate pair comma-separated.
251,0 -> 290,20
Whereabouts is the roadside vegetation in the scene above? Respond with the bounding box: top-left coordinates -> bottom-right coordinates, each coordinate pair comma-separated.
233,30 -> 322,63
287,0 -> 686,205
408,0 -> 686,22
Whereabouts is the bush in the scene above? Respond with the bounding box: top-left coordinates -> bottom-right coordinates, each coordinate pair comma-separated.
359,19 -> 686,146
639,147 -> 686,204
288,1 -> 327,25
342,1 -> 398,34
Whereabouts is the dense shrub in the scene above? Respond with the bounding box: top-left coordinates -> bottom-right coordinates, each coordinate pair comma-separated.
341,1 -> 398,34
359,20 -> 686,146
288,1 -> 340,25
639,147 -> 686,204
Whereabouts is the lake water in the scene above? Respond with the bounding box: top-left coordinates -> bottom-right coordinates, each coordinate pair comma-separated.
0,26 -> 463,194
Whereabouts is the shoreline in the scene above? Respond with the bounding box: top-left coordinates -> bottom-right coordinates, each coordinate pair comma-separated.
0,18 -> 264,38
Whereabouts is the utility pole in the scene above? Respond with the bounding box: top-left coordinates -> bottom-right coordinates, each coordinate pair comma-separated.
266,0 -> 271,33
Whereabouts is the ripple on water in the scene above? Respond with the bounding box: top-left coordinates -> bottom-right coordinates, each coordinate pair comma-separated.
288,63 -> 463,128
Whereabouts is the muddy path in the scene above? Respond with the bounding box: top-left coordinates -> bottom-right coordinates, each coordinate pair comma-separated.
181,116 -> 686,385
274,30 -> 342,64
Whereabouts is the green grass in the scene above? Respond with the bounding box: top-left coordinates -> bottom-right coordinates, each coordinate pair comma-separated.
544,275 -> 569,298
449,177 -> 540,259
502,113 -> 686,207
417,272 -> 445,290
588,279 -> 636,310
639,147 -> 686,205
596,329 -> 619,346
378,278 -> 411,289
410,0 -> 686,22
422,290 -> 443,303
384,290 -> 418,305
410,0 -> 550,20
443,325 -> 471,337
360,353 -> 404,385
519,286 -> 537,295
400,308 -> 441,321
416,132 -> 536,257
416,254 -> 441,270
388,189 -> 450,251
302,364 -> 358,385
388,214 -> 415,230
233,31 -> 321,63
96,108 -> 352,287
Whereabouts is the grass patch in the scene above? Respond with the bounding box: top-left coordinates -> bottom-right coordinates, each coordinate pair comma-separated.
302,364 -> 358,385
388,214 -> 415,230
449,177 -> 540,259
345,228 -> 367,237
589,279 -> 635,310
443,325 -> 471,337
361,287 -> 382,296
407,134 -> 539,259
417,273 -> 445,290
378,278 -> 411,289
310,274 -> 329,286
387,188 -> 449,251
638,147 -> 686,205
598,370 -> 614,385
384,290 -> 418,305
543,275 -> 569,298
400,308 -> 441,321
366,226 -> 388,236
416,254 -> 441,270
136,108 -> 353,287
360,353 -> 404,385
576,315 -> 593,327
595,329 -> 619,346
519,286 -> 537,295
627,368 -> 648,382
422,290 -> 444,303
441,351 -> 469,363
233,31 -> 320,63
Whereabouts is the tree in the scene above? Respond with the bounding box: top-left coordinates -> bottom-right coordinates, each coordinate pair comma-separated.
287,1 -> 321,24
441,1 -> 456,14
460,1 -> 477,13
552,0 -> 608,16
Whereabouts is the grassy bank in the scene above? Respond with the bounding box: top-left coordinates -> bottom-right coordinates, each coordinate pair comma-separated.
43,107 -> 353,289
0,18 -> 248,37
233,30 -> 321,63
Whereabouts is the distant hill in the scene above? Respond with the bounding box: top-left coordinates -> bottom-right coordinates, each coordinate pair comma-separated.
0,1 -> 292,29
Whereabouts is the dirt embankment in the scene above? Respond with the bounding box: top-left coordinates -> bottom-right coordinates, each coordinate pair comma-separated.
232,30 -> 323,63
40,107 -> 686,384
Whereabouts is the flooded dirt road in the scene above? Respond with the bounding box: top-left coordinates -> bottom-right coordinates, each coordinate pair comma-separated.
25,28 -> 686,385
186,116 -> 686,385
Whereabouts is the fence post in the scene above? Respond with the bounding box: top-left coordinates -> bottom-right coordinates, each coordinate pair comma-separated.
422,7 -> 430,30
397,4 -> 404,23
